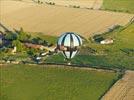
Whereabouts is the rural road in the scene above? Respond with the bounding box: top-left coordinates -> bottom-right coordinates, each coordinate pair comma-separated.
102,70 -> 134,100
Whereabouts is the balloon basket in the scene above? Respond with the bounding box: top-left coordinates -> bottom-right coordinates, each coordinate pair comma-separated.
67,62 -> 71,65
64,58 -> 71,65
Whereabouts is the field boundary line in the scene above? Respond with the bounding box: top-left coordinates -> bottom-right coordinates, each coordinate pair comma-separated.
0,63 -> 125,73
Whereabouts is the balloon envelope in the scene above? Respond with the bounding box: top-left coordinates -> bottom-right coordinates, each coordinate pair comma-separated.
57,32 -> 82,59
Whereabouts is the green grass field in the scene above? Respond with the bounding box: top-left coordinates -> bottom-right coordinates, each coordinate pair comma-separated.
46,23 -> 134,69
30,32 -> 58,44
0,65 -> 118,100
74,23 -> 134,69
102,0 -> 134,13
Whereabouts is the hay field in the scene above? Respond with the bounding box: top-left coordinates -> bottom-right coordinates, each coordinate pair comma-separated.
102,71 -> 134,100
1,0 -> 133,38
42,0 -> 103,9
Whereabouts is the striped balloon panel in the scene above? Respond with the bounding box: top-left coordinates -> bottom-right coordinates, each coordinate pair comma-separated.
57,32 -> 82,59
58,32 -> 82,47
62,50 -> 78,59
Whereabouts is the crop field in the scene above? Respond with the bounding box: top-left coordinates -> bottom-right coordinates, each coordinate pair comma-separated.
1,0 -> 134,100
0,64 -> 118,100
103,71 -> 134,100
41,0 -> 103,9
102,0 -> 134,14
1,0 -> 133,38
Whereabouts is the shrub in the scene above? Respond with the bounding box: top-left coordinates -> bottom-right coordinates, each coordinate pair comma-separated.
27,48 -> 36,56
17,28 -> 31,42
73,5 -> 80,8
46,2 -> 55,5
12,40 -> 24,52
37,0 -> 40,4
120,48 -> 134,56
92,34 -> 105,43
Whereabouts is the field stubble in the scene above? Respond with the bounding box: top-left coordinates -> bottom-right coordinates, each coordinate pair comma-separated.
1,0 -> 133,38
102,71 -> 134,100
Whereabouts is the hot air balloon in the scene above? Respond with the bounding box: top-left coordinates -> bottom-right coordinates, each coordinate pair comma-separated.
57,32 -> 82,60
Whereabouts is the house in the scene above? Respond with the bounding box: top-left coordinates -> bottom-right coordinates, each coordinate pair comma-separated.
24,43 -> 45,50
100,38 -> 114,44
24,43 -> 56,52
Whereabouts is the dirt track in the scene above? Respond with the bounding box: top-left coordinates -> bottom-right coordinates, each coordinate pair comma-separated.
102,70 -> 134,100
0,0 -> 133,38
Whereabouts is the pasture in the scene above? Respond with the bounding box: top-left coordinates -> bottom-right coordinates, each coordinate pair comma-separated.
1,0 -> 133,38
46,23 -> 134,70
102,0 -> 134,14
0,64 -> 118,100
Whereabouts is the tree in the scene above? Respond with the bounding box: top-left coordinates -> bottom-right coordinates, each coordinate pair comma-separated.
18,28 -> 31,42
31,37 -> 44,44
5,32 -> 17,41
12,40 -> 24,52
27,48 -> 36,57
37,37 -> 44,44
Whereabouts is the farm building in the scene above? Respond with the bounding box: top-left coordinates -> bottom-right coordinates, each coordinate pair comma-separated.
24,43 -> 45,50
24,43 -> 56,52
100,38 -> 114,44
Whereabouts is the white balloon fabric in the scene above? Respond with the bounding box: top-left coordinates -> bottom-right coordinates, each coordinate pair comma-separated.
57,32 -> 82,59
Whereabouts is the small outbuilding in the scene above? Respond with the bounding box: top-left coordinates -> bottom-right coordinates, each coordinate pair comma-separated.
100,38 -> 114,44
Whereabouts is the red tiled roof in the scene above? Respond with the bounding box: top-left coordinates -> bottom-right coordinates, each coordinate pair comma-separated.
24,43 -> 42,49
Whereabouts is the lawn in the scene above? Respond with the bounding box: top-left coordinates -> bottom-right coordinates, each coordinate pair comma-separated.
46,23 -> 134,69
0,64 -> 118,100
102,0 -> 134,13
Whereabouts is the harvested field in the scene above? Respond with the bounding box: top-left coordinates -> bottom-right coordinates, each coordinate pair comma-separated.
42,0 -> 103,9
1,0 -> 133,38
0,0 -> 36,15
102,71 -> 134,100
